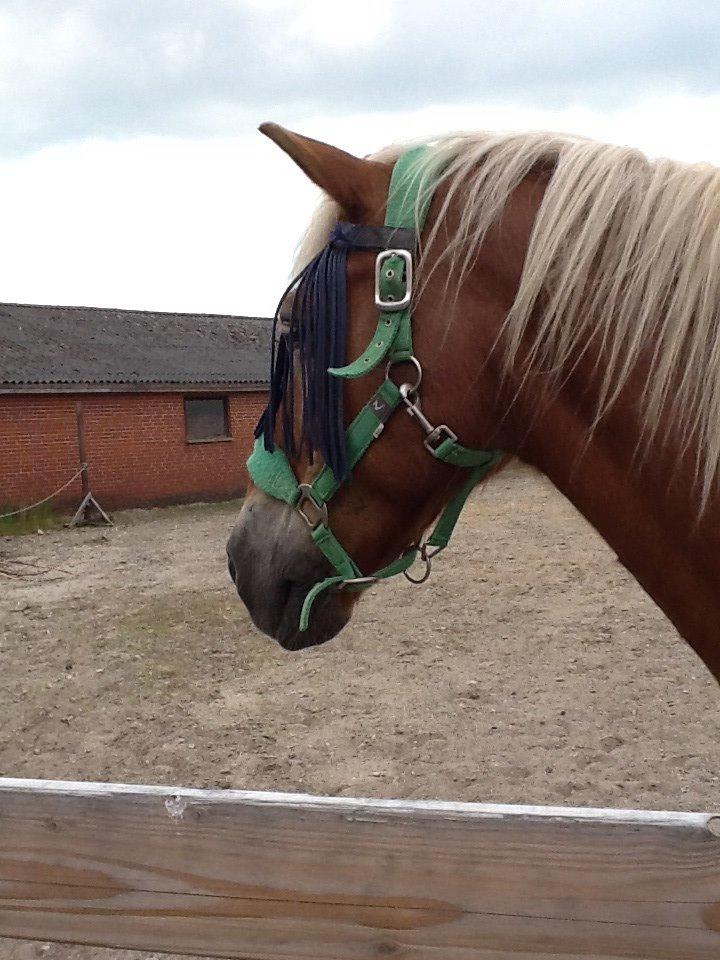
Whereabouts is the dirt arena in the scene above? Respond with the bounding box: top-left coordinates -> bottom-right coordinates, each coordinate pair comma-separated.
2,462 -> 719,960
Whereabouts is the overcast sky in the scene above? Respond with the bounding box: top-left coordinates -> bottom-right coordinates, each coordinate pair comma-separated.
2,0 -> 720,316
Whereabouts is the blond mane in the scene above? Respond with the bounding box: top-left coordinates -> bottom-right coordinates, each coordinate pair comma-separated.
295,130 -> 720,507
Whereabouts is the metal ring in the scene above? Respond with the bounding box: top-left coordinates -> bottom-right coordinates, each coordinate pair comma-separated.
403,550 -> 432,585
385,355 -> 422,394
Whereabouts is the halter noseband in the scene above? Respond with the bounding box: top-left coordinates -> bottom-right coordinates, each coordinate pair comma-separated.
247,146 -> 503,631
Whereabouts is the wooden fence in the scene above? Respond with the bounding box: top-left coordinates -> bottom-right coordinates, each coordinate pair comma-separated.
0,777 -> 719,959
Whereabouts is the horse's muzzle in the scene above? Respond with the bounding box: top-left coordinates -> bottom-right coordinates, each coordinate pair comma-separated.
226,492 -> 351,650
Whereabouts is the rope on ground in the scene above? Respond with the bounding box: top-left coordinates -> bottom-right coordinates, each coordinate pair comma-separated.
0,465 -> 87,520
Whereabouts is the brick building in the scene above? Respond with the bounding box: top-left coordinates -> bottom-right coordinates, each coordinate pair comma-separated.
0,303 -> 270,511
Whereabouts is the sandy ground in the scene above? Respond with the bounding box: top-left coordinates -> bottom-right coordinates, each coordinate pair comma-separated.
1,463 -> 719,960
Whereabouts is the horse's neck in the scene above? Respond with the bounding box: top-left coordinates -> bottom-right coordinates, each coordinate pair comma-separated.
451,171 -> 720,681
511,371 -> 720,681
425,168 -> 720,678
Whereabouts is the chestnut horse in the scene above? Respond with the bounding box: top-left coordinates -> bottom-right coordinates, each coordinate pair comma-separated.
227,123 -> 720,681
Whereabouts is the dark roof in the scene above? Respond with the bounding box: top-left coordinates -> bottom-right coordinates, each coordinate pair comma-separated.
0,302 -> 272,391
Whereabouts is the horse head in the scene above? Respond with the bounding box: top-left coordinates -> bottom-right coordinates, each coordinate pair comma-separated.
227,125 -> 514,650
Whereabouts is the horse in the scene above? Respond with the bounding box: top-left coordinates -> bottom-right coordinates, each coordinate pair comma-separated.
227,123 -> 720,683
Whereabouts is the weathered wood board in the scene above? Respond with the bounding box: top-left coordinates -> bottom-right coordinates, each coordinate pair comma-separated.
0,778 -> 719,959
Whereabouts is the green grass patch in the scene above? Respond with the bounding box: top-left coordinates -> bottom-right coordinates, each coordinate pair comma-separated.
111,588 -> 275,689
0,502 -> 65,536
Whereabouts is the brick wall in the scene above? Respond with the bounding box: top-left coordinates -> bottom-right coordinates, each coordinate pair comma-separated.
0,390 -> 268,511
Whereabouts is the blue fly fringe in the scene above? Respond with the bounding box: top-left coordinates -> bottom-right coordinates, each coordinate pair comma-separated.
255,223 -> 355,482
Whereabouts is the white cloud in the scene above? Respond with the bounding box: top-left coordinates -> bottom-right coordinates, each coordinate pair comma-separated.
3,93 -> 720,317
2,0 -> 720,156
0,132 -> 319,316
288,0 -> 392,50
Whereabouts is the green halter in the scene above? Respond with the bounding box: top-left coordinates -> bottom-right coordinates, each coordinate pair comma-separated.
248,147 -> 503,631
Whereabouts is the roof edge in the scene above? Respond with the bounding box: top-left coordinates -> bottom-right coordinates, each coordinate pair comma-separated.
0,301 -> 273,323
0,381 -> 269,396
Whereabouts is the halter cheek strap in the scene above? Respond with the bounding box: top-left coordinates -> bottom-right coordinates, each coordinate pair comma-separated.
247,146 -> 503,631
329,145 -> 432,378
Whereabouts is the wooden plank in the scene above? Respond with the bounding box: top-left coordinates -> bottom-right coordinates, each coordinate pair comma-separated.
0,778 -> 719,960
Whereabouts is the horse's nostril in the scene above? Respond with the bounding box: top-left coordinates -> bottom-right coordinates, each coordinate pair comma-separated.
227,557 -> 237,583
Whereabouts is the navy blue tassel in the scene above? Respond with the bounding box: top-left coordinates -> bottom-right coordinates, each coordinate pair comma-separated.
255,224 -> 356,482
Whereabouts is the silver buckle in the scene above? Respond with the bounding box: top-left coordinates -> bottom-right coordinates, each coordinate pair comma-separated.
424,425 -> 457,454
297,484 -> 328,530
375,249 -> 412,311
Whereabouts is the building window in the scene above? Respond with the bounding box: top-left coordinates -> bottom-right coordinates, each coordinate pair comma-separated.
184,396 -> 231,443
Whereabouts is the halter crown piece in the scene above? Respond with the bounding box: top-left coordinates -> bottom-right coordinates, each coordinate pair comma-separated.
248,146 -> 503,630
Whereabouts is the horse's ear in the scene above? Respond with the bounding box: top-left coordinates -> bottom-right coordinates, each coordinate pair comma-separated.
259,123 -> 389,221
